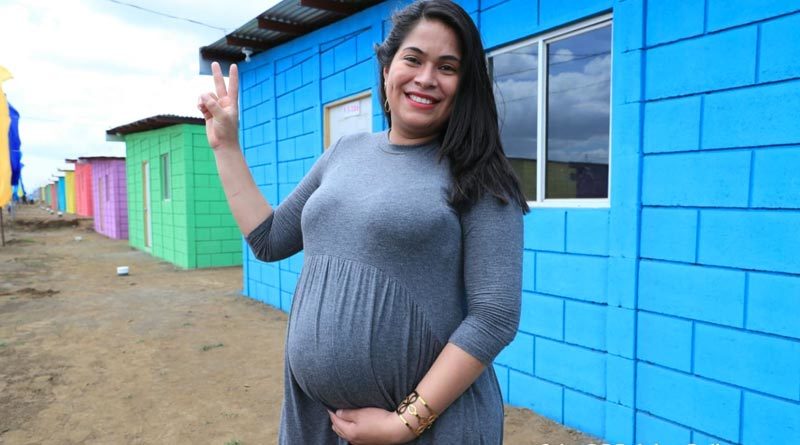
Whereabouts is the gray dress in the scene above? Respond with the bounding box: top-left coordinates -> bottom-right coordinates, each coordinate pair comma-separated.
246,131 -> 523,444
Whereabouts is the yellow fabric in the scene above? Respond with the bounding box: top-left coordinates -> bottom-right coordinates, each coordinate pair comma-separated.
0,65 -> 12,207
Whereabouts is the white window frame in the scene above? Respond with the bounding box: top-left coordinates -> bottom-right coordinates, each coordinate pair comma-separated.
489,13 -> 613,208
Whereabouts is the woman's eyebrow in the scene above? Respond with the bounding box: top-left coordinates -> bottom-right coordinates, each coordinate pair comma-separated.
402,46 -> 461,62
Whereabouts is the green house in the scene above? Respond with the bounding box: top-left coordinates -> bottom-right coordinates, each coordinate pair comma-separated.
106,115 -> 241,269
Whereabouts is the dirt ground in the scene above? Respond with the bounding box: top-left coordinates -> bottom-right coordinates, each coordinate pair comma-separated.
0,205 -> 597,445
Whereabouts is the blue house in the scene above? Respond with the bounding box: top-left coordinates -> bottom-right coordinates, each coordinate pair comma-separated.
201,1 -> 800,443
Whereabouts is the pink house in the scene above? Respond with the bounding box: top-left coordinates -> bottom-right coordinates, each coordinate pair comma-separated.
90,157 -> 128,239
74,158 -> 94,217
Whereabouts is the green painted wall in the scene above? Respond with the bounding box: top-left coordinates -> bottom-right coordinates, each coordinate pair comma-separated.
125,124 -> 241,269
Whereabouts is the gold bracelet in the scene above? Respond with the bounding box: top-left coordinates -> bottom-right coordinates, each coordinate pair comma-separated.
395,411 -> 419,437
396,391 -> 440,436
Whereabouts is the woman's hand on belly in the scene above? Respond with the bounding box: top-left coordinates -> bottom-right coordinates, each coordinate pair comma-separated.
328,407 -> 417,445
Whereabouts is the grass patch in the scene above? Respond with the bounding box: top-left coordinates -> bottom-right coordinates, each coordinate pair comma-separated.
200,343 -> 224,352
224,440 -> 242,445
182,322 -> 193,327
0,341 -> 6,348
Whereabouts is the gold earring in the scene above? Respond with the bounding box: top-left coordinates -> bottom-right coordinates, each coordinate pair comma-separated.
384,98 -> 390,113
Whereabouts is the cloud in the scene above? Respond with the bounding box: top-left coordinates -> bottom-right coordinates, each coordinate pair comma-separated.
0,0 -> 271,190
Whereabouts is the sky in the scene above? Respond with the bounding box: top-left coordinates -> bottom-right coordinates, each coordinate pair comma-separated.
0,0 -> 276,191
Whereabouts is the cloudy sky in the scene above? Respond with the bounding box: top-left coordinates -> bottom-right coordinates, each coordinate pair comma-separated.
0,0 -> 275,191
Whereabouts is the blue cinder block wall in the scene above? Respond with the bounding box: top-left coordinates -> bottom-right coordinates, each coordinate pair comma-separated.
236,0 -> 800,443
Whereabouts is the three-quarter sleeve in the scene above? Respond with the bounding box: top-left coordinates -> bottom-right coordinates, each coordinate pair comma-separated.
245,138 -> 341,262
448,193 -> 524,365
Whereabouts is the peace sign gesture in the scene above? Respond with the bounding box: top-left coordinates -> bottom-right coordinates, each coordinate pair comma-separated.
198,61 -> 240,151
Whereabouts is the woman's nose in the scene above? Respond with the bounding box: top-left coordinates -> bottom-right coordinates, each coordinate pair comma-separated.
414,64 -> 437,88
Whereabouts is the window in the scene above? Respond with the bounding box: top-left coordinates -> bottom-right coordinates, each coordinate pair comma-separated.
490,15 -> 612,206
160,153 -> 170,200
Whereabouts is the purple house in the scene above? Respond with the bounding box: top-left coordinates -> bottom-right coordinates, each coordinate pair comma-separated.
88,157 -> 128,239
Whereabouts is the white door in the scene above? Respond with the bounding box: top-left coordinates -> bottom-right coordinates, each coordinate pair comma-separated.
325,92 -> 372,148
142,161 -> 152,249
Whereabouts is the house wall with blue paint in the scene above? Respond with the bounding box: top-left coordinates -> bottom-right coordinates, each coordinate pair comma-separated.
57,176 -> 66,212
235,0 -> 800,443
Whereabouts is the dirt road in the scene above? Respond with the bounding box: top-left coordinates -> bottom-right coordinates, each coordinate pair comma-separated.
0,205 -> 596,445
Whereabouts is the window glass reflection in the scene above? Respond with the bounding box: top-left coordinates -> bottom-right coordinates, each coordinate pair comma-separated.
492,43 -> 538,201
545,25 -> 611,199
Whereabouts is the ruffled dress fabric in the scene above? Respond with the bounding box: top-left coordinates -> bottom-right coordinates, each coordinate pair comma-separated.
246,131 -> 523,444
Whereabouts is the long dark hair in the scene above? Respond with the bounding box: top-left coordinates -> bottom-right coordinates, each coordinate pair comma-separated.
376,0 -> 530,214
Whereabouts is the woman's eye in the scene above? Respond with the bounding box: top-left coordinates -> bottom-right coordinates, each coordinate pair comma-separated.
440,65 -> 457,73
403,56 -> 420,64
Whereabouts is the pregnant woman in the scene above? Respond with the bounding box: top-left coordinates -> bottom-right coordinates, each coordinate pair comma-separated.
198,1 -> 529,443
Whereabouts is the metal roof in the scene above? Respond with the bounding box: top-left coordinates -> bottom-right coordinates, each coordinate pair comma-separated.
77,156 -> 126,162
106,114 -> 204,137
199,0 -> 383,68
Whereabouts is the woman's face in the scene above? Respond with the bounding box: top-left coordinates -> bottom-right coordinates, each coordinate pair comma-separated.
383,19 -> 461,143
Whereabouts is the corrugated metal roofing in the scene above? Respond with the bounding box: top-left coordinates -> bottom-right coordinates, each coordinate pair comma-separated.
106,115 -> 204,136
200,0 -> 383,64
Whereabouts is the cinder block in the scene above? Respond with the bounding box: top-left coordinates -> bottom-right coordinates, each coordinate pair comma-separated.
524,209 -> 565,252
277,117 -> 288,140
646,0 -> 704,46
702,80 -> 800,149
522,250 -> 534,292
641,207 -> 697,262
605,354 -> 634,406
752,147 -> 800,208
635,412 -> 692,445
277,138 -> 296,163
321,71 -> 347,104
637,311 -> 693,372
261,79 -> 274,102
694,324 -> 800,400
287,160 -> 305,183
707,0 -> 800,32
536,252 -> 607,303
698,209 -> 800,274
759,13 -> 800,82
535,338 -> 605,397
285,65 -> 302,92
638,260 -> 745,327
565,209 -> 609,256
287,113 -> 303,138
563,389 -> 605,439
613,49 -> 643,104
294,84 -> 318,111
642,150 -> 751,207
301,58 -> 318,84
604,402 -> 634,445
645,27 -> 757,99
295,133 -> 321,159
608,202 -> 638,259
480,0 -> 507,10
519,292 -> 564,340
613,0 -> 644,52
334,38 -> 358,72
508,370 -> 563,423
692,431 -> 735,445
742,392 -> 800,444
321,49 -> 335,78
539,0 -> 610,31
495,332 -> 534,373
280,289 -> 294,312
637,363 -> 741,441
606,306 -> 634,358
643,95 -> 701,153
564,300 -> 606,351
612,102 -> 642,157
276,93 -> 294,118
748,272 -> 800,339
345,60 -> 375,94
302,108 -> 320,134
479,0 -> 538,50
356,30 -> 375,62
606,257 -> 636,309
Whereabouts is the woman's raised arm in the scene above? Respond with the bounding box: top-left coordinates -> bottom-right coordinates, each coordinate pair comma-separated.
198,61 -> 272,236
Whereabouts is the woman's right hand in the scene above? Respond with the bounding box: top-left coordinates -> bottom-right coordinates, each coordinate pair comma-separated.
198,61 -> 239,151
